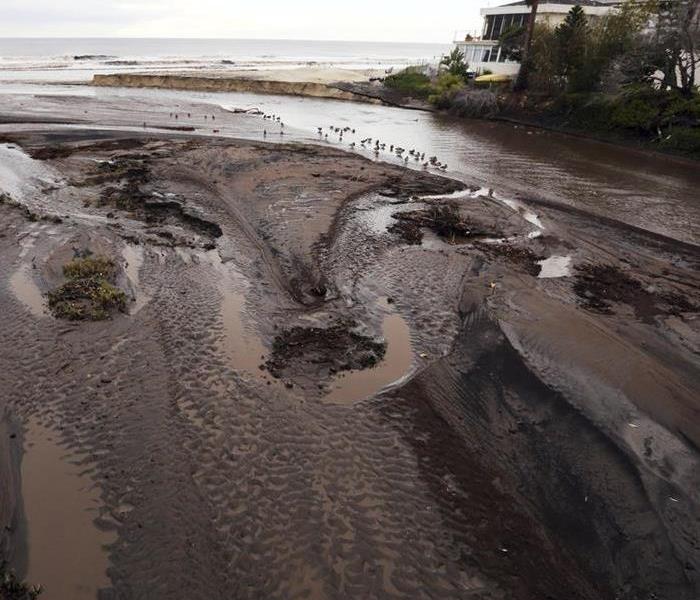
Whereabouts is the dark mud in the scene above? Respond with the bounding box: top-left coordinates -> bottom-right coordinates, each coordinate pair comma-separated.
389,202 -> 502,244
574,263 -> 697,322
0,128 -> 698,600
266,321 -> 386,380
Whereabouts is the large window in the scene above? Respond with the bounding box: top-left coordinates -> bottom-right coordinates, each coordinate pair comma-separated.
484,16 -> 495,40
493,15 -> 504,39
483,12 -> 529,40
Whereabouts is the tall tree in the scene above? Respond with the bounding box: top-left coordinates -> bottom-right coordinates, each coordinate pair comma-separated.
554,5 -> 591,91
638,0 -> 700,96
513,0 -> 540,91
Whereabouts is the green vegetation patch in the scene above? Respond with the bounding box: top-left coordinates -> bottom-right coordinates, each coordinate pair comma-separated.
47,256 -> 127,321
384,67 -> 432,98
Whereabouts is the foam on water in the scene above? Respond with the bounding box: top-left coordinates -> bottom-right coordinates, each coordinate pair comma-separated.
537,255 -> 572,278
0,143 -> 62,206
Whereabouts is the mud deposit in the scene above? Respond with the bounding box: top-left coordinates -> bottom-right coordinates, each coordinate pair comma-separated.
0,128 -> 698,600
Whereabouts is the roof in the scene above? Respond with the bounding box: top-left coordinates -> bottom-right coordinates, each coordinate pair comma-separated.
501,0 -> 610,6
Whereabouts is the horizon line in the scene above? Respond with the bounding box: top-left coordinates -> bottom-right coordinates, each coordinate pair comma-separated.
0,36 -> 451,45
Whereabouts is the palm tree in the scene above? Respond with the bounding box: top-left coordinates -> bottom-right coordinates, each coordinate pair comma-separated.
513,0 -> 540,91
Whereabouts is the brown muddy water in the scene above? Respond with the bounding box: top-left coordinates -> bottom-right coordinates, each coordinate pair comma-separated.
9,266 -> 45,318
1,85 -> 699,245
325,312 -> 413,404
21,419 -> 115,599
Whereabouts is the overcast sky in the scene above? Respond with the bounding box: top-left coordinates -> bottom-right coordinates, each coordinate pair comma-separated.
0,0 -> 502,42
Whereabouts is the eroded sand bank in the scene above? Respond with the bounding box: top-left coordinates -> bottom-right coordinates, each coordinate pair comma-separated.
0,117 -> 698,600
93,70 -> 387,105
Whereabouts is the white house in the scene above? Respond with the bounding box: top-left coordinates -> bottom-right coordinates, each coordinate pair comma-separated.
454,0 -> 619,76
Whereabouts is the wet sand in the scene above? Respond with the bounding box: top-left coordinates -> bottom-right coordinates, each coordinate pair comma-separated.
0,96 -> 698,600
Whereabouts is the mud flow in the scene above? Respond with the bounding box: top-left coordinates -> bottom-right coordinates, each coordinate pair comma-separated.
0,125 -> 698,600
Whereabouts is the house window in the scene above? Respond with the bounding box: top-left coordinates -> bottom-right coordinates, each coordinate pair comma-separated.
484,16 -> 495,40
493,15 -> 504,39
490,47 -> 500,62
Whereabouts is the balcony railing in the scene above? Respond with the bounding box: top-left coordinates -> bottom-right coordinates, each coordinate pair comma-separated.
452,30 -> 485,43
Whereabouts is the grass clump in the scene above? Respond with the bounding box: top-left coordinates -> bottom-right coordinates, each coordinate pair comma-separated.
47,256 -> 127,321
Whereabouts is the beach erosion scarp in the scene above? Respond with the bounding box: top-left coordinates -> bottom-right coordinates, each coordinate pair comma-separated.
92,72 -> 386,104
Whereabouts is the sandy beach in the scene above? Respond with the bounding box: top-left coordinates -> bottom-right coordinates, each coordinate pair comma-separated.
0,89 -> 698,600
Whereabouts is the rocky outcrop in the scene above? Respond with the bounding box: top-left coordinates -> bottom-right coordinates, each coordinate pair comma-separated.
92,74 -> 383,104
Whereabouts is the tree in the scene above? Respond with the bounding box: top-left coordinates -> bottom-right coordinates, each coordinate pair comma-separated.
514,0 -> 540,91
635,0 -> 700,96
554,5 -> 592,91
440,47 -> 470,81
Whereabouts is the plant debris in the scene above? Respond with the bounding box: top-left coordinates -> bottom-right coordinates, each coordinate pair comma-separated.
265,321 -> 386,378
0,562 -> 42,599
389,202 -> 500,244
474,241 -> 545,276
47,255 -> 127,321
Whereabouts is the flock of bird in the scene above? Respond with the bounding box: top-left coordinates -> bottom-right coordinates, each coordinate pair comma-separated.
316,124 -> 449,171
166,109 -> 450,172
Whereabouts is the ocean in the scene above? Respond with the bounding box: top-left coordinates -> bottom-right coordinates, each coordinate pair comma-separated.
0,38 -> 450,84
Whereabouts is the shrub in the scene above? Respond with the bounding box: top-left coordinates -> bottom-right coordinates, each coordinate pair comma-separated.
610,97 -> 659,131
440,47 -> 470,82
659,127 -> 700,156
384,67 -> 432,98
449,89 -> 499,118
428,73 -> 467,109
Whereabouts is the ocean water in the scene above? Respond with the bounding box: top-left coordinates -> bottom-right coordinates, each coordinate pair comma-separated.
0,38 -> 449,83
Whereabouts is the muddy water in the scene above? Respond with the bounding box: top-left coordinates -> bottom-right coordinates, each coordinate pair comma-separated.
20,419 -> 115,600
9,267 -> 45,317
121,245 -> 150,314
325,311 -> 413,404
216,263 -> 269,376
4,84 -> 698,245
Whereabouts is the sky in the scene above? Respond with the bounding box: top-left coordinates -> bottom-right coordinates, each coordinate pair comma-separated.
0,0 -> 503,42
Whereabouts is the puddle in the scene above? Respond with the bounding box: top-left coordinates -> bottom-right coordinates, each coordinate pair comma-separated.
9,266 -> 45,318
218,264 -> 269,376
20,419 -> 115,600
324,312 -> 413,405
537,255 -> 572,278
121,245 -> 150,314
